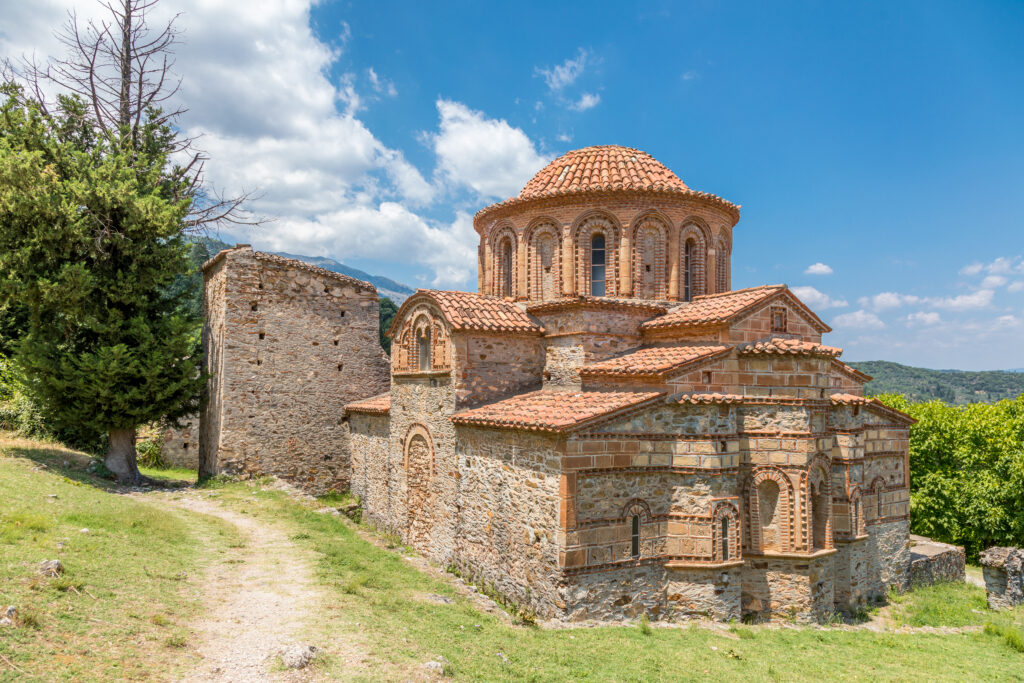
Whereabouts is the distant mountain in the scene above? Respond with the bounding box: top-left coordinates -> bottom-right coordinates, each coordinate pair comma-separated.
849,360 -> 1024,404
272,252 -> 415,304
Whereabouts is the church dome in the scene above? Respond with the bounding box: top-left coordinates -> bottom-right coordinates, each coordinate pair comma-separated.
518,145 -> 690,199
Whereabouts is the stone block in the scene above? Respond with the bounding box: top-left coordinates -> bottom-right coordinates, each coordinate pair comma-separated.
908,535 -> 965,587
979,546 -> 1024,610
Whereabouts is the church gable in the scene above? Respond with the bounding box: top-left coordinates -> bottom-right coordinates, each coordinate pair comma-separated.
728,290 -> 829,343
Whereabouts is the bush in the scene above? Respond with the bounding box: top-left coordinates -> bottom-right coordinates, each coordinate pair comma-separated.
136,436 -> 167,469
875,393 -> 1024,561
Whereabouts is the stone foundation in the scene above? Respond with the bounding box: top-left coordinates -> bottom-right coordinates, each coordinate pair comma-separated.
741,553 -> 835,622
908,535 -> 965,587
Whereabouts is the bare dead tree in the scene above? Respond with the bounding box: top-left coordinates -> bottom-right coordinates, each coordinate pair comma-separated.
4,0 -> 259,231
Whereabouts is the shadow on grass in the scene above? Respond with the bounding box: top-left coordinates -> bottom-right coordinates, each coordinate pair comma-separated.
0,433 -> 196,493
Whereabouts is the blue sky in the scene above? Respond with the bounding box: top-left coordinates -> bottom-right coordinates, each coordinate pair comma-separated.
3,0 -> 1022,369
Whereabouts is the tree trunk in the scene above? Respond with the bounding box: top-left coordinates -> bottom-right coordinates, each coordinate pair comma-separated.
106,427 -> 142,485
119,0 -> 132,131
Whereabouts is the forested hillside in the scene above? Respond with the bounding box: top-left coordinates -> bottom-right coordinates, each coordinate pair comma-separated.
851,361 -> 1024,404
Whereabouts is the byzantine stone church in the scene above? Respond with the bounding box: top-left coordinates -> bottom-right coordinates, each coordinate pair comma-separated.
343,145 -> 914,622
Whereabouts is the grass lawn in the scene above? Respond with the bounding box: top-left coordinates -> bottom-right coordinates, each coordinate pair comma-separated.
201,480 -> 1024,682
2,433 -> 1023,681
0,434 -> 240,681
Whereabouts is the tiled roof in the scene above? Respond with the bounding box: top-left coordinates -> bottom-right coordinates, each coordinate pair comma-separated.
581,345 -> 731,378
519,146 -> 689,199
739,338 -> 842,358
452,390 -> 665,433
832,359 -> 873,382
641,285 -> 785,329
389,290 -> 544,335
641,285 -> 831,333
474,146 -> 740,225
345,393 -> 391,415
526,296 -> 669,316
830,393 -> 916,425
677,393 -> 746,405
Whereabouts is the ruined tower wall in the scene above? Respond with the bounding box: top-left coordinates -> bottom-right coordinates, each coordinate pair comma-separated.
200,246 -> 390,493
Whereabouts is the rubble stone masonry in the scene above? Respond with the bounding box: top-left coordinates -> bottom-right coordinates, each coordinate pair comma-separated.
200,246 -> 389,493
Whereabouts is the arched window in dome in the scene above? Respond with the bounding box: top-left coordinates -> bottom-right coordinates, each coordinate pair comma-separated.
417,328 -> 431,372
498,236 -> 514,298
527,223 -> 560,302
716,236 -> 730,294
683,238 -> 696,302
633,218 -> 668,300
590,234 -> 606,296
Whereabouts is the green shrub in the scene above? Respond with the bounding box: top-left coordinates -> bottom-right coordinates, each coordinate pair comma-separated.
136,437 -> 167,469
875,393 -> 1024,561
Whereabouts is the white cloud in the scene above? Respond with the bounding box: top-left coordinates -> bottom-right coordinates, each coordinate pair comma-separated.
928,289 -> 994,311
1009,281 -> 1024,293
255,204 -> 478,287
682,70 -> 699,81
536,48 -> 589,91
430,99 -> 551,199
804,262 -> 833,275
906,311 -> 942,326
569,92 -> 601,112
981,275 -> 1008,289
366,67 -> 397,97
790,286 -> 848,309
961,262 -> 985,276
994,314 -> 1023,329
858,292 -> 921,311
962,256 -> 1024,277
832,310 -> 886,329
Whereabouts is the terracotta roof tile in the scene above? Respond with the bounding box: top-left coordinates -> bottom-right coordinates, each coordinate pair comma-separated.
451,390 -> 665,433
641,285 -> 785,329
345,393 -> 391,415
677,393 -> 746,405
525,296 -> 669,316
739,337 -> 842,358
474,146 -> 740,224
830,393 -> 916,425
581,345 -> 731,378
832,359 -> 873,382
519,146 -> 690,199
641,285 -> 831,333
391,290 -> 544,334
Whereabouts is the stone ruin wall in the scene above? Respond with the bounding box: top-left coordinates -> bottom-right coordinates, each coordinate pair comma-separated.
161,418 -> 199,469
200,247 -> 390,493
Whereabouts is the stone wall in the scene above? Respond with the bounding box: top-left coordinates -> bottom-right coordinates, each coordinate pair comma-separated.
908,535 -> 965,588
161,417 -> 198,469
980,546 -> 1024,610
199,246 -> 390,493
347,411 -> 391,527
453,332 -> 544,407
741,554 -> 834,622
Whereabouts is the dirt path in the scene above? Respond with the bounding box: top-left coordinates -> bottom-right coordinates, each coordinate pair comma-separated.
154,493 -> 335,682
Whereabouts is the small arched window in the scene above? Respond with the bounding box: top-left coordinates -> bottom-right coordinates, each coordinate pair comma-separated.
499,237 -> 514,298
590,234 -> 606,296
683,239 -> 695,302
417,330 -> 431,371
630,514 -> 640,558
721,517 -> 730,561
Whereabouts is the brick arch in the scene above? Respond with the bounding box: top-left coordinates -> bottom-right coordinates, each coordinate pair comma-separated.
804,455 -> 833,551
630,213 -> 669,300
403,424 -> 435,549
621,497 -> 652,521
393,304 -> 449,373
679,220 -> 710,300
869,475 -> 887,523
847,485 -> 866,537
745,466 -> 795,553
712,500 -> 741,562
572,210 -> 620,297
489,225 -> 519,298
524,218 -> 562,301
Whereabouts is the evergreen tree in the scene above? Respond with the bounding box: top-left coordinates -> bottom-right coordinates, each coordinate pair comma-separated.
0,89 -> 203,483
379,297 -> 399,353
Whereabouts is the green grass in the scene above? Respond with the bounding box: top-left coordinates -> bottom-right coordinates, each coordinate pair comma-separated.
0,434 -> 241,681
198,479 -> 1024,682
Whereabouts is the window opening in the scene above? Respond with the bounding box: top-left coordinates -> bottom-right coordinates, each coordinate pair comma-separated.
721,517 -> 730,560
630,514 -> 640,558
500,237 -> 513,297
684,239 -> 695,301
417,331 -> 431,372
590,234 -> 606,296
